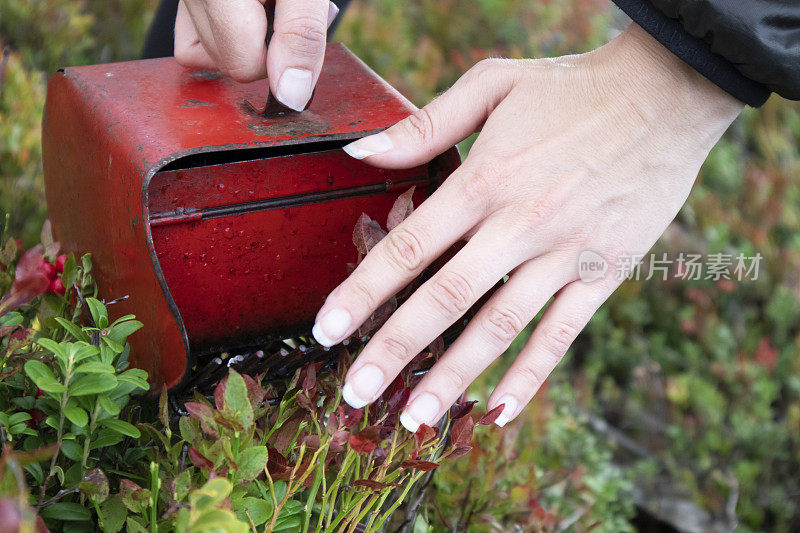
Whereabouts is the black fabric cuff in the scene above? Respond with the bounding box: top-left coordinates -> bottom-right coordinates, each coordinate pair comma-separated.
612,0 -> 770,107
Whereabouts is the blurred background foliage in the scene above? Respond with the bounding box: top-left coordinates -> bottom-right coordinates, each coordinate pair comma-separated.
2,0 -> 799,531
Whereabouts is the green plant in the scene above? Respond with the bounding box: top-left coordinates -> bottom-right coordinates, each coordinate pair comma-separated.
0,221 -> 148,530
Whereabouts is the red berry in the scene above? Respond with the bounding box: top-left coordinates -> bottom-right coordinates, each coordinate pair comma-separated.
35,387 -> 44,398
49,277 -> 65,296
39,261 -> 57,281
55,254 -> 68,274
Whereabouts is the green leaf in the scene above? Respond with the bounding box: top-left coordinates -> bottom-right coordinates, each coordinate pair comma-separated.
68,373 -> 117,396
79,468 -> 109,503
119,479 -> 150,514
224,370 -> 253,429
24,360 -> 66,394
105,319 -> 143,345
90,429 -> 124,450
274,512 -> 303,531
8,412 -> 32,425
234,496 -> 273,526
61,254 -> 79,290
180,416 -> 200,443
126,516 -> 148,533
98,394 -> 122,416
234,446 -> 268,483
99,344 -> 115,365
39,502 -> 91,521
36,338 -> 66,361
71,342 -> 99,363
74,361 -> 115,374
64,405 -> 88,427
80,253 -> 93,275
54,317 -> 90,342
86,297 -> 109,328
60,439 -> 83,461
99,495 -> 127,533
190,478 -> 232,510
101,418 -> 140,438
101,335 -> 124,354
44,415 -> 59,430
117,368 -> 149,391
173,468 -> 192,502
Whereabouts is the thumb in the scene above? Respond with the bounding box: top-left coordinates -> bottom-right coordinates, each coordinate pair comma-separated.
342,59 -> 517,169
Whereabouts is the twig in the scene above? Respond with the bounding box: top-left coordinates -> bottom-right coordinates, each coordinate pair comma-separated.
39,486 -> 79,508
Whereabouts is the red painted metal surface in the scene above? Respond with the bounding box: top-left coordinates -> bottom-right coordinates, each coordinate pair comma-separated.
42,43 -> 460,390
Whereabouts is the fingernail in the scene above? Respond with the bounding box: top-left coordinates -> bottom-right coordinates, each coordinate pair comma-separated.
342,364 -> 384,408
493,396 -> 519,428
312,308 -> 351,347
327,1 -> 340,27
399,392 -> 441,433
276,67 -> 313,112
342,132 -> 393,160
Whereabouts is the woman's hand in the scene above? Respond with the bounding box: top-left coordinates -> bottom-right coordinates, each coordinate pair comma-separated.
312,23 -> 743,432
174,0 -> 339,111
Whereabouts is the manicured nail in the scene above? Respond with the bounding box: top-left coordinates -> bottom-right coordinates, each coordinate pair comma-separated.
342,364 -> 384,408
399,392 -> 441,433
276,68 -> 313,112
342,132 -> 393,160
493,396 -> 519,428
312,308 -> 351,347
327,1 -> 340,27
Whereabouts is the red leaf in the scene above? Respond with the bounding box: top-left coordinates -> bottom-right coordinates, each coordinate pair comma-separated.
242,374 -> 267,408
329,429 -> 350,452
213,375 -> 227,411
266,446 -> 290,477
381,374 -> 405,402
353,479 -> 401,491
188,447 -> 214,471
296,391 -> 315,413
450,416 -> 474,446
400,459 -> 439,471
356,297 -> 396,338
353,213 -> 387,255
386,386 -> 410,415
0,325 -> 18,338
0,246 -> 50,314
446,445 -> 473,459
326,410 -> 339,436
386,186 -> 415,231
754,337 -> 779,373
343,407 -> 363,429
428,335 -> 445,357
477,404 -> 505,426
349,426 -> 381,454
413,424 -> 438,450
449,400 -> 477,421
185,402 -> 218,437
302,363 -> 317,393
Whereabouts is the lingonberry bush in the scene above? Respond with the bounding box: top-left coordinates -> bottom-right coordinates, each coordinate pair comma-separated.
0,193 -> 633,532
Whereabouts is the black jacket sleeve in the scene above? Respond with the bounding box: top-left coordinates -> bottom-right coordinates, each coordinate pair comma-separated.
612,0 -> 800,107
